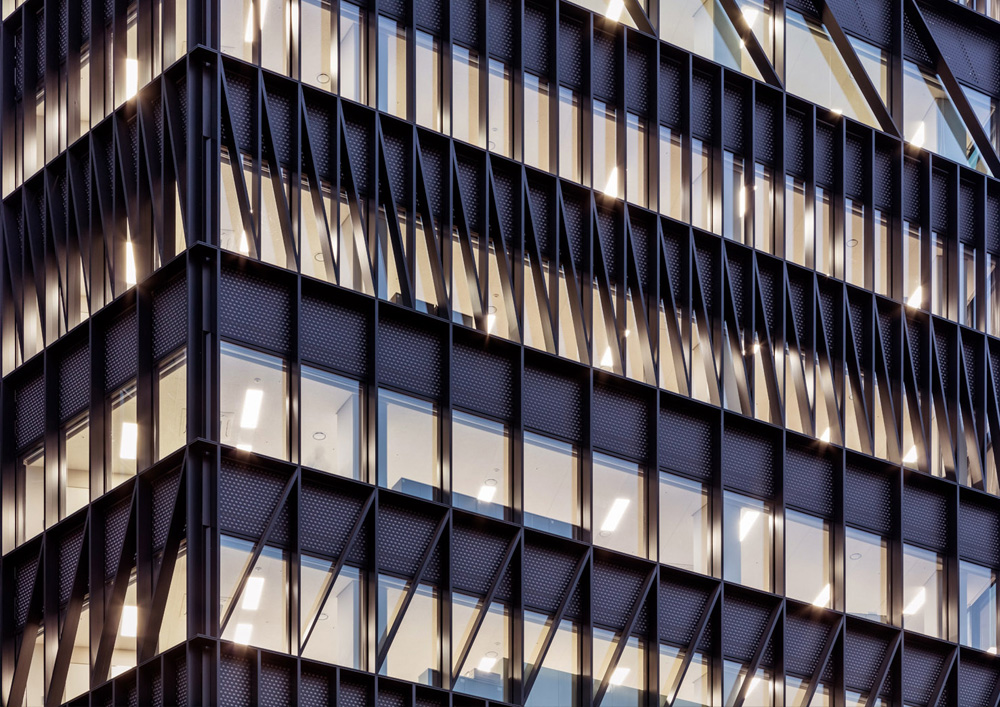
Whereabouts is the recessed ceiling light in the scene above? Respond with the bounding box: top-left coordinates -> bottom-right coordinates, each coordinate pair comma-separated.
314,252 -> 325,262
317,73 -> 330,84
312,431 -> 327,441
849,552 -> 862,560
847,238 -> 859,247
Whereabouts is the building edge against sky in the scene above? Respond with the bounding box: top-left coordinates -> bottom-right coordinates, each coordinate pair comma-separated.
4,0 -> 1000,705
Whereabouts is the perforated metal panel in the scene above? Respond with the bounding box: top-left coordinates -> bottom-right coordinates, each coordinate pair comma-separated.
523,543 -> 579,613
660,58 -> 682,128
844,627 -> 892,693
377,501 -> 441,579
723,425 -> 775,497
452,523 -> 511,596
301,296 -> 368,376
723,84 -> 743,154
785,110 -> 806,178
815,122 -> 835,188
378,317 -> 443,398
452,343 -> 513,419
626,43 -> 648,114
104,309 -> 138,392
559,15 -> 583,88
57,524 -> 85,606
959,655 -> 999,707
722,593 -> 773,663
845,462 -> 893,534
523,366 -> 583,441
785,446 -> 834,517
903,483 -> 949,552
691,72 -> 714,140
300,482 -> 368,560
219,654 -> 252,707
592,30 -> 616,103
299,670 -> 330,707
259,658 -> 293,705
592,560 -> 645,630
658,578 -> 710,644
845,135 -> 864,200
220,268 -> 292,353
592,385 -> 647,460
960,497 -> 1000,567
219,460 -> 288,539
784,614 -> 832,678
104,496 -> 131,580
58,343 -> 89,422
14,372 -> 45,450
452,0 -> 480,46
902,644 -> 945,706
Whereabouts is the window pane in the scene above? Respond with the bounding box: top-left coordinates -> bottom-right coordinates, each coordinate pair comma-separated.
489,60 -> 512,157
815,186 -> 834,276
156,349 -> 187,460
339,3 -> 366,103
963,244 -> 977,327
754,163 -> 774,253
415,32 -> 442,130
559,87 -> 582,182
724,660 -> 773,707
659,0 -> 763,80
453,46 -> 481,146
785,510 -> 831,607
903,544 -> 946,638
846,527 -> 889,622
301,0 -> 335,90
377,16 -> 407,118
110,381 -> 138,488
63,604 -> 90,702
594,101 -> 618,197
593,628 -> 643,707
524,612 -> 578,707
659,126 -> 685,221
523,433 -> 580,538
723,151 -> 746,243
379,575 -> 440,684
220,0 -> 253,60
785,175 -> 810,267
453,595 -> 509,700
904,60 -> 984,172
301,558 -> 364,667
692,139 -> 713,232
158,543 -> 188,652
220,343 -> 289,459
845,198 -> 865,287
659,473 -> 711,574
593,454 -> 645,557
221,539 -> 289,653
260,0 -> 290,74
874,209 -> 890,295
960,561 -> 997,652
626,113 -> 647,207
17,446 -> 44,546
378,390 -> 439,499
301,367 -> 362,479
61,414 -> 90,520
524,74 -> 549,171
452,412 -> 509,519
932,232 -> 947,317
723,492 -> 772,591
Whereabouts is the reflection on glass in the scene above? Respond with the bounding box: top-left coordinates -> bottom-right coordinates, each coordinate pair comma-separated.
524,74 -> 550,171
339,3 -> 367,103
523,433 -> 580,538
593,454 -> 645,556
659,472 -> 710,574
692,139 -> 713,232
525,612 -> 579,707
61,415 -> 90,520
301,367 -> 361,479
874,209 -> 890,296
220,0 -> 254,61
301,558 -> 363,667
452,412 -> 509,518
787,676 -> 831,707
415,31 -> 442,130
220,343 -> 288,459
785,175 -> 810,267
221,536 -> 289,653
905,220 -> 923,308
110,381 -> 138,488
846,527 -> 889,622
378,390 -> 439,499
559,87 -> 583,183
785,510 -> 832,607
626,113 -> 647,207
723,660 -> 773,707
156,349 -> 187,460
962,244 -> 977,327
594,628 -> 643,707
453,595 -> 509,700
660,126 -> 685,222
723,492 -> 772,591
260,0 -> 290,75
904,61 -> 985,173
379,575 -> 440,684
659,0 -> 763,80
845,198 -> 865,287
754,163 -> 774,253
489,60 -> 513,157
63,603 -> 90,702
158,543 -> 188,653
594,101 -> 618,198
815,186 -> 834,276
301,0 -> 336,91
723,152 -> 746,243
453,46 -> 481,146
660,645 -> 712,707
903,544 -> 946,638
960,560 -> 997,652
785,10 -> 881,128
377,16 -> 407,118
932,232 -> 947,317
16,446 -> 44,547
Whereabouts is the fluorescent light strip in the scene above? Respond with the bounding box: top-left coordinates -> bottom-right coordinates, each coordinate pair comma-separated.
120,422 -> 138,460
125,239 -> 137,285
902,445 -> 919,465
902,587 -> 926,616
477,485 -> 498,503
120,605 -> 138,637
240,389 -> 264,429
738,509 -> 760,542
600,498 -> 630,533
477,656 -> 498,672
242,576 -> 265,611
234,623 -> 253,645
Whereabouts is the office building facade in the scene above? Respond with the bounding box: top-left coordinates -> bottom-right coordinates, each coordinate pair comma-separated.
4,0 -> 1000,704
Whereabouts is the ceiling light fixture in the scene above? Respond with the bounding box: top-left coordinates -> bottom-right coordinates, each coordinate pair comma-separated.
120,605 -> 138,637
477,484 -> 498,503
477,655 -> 499,672
902,445 -> 919,465
739,509 -> 761,542
125,239 -> 138,285
234,623 -> 253,645
902,587 -> 926,616
242,576 -> 265,611
609,667 -> 630,686
819,427 -> 831,443
120,422 -> 138,460
601,498 -> 630,533
240,389 -> 264,429
236,443 -> 253,452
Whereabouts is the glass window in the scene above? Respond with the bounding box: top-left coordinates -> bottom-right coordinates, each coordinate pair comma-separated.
453,594 -> 509,700
110,569 -> 138,677
960,561 -> 997,652
379,575 -> 440,684
845,198 -> 865,287
754,163 -> 774,253
787,676 -> 831,707
692,139 -> 713,232
377,16 -> 407,118
300,0 -> 335,90
593,454 -> 645,557
903,544 -> 946,638
905,220 -> 923,308
378,390 -> 439,499
260,0 -> 290,75
220,0 -> 253,61
660,645 -> 712,707
723,492 -> 772,591
453,46 -> 481,146
524,612 -> 579,707
659,126 -> 685,222
523,433 -> 580,538
659,0 -> 763,80
785,510 -> 832,607
723,152 -> 746,243
300,559 -> 364,667
60,414 -> 90,520
156,349 -> 187,460
846,527 -> 889,622
593,628 -> 643,707
990,254 -> 1000,337
452,412 -> 509,519
874,209 -> 890,296
559,87 -> 582,183
932,232 -> 947,317
785,175 -> 810,267
659,472 -> 711,574
594,101 -> 618,198
524,74 -> 550,171
16,445 -> 44,547
904,61 -> 985,172
815,186 -> 834,276
63,602 -> 90,702
489,60 -> 512,157
785,10 -> 881,129
300,367 -> 362,479
724,660 -> 773,707
962,243 -> 977,327
220,343 -> 288,459
626,113 -> 647,207
220,536 -> 289,653
415,31 -> 442,131
339,3 -> 366,104
110,381 -> 138,488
